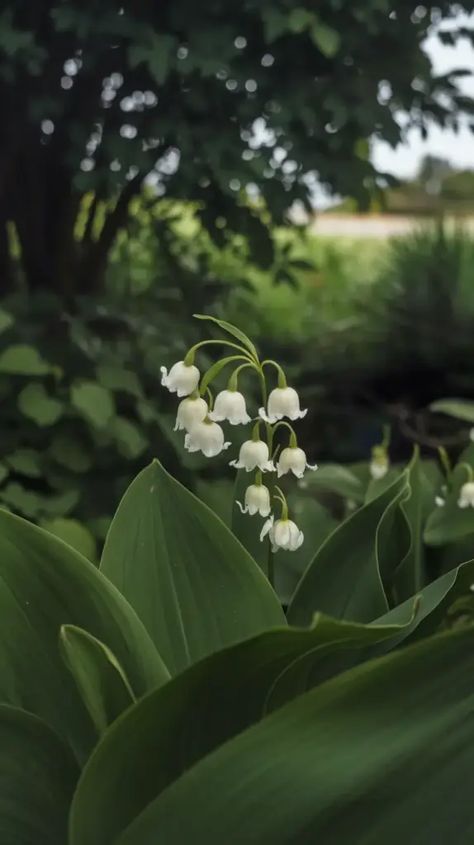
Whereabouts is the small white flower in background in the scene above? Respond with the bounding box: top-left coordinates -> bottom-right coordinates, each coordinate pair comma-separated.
236,484 -> 271,517
174,395 -> 208,432
209,390 -> 251,425
370,459 -> 389,481
230,439 -> 274,472
470,428 -> 474,442
260,515 -> 304,553
184,418 -> 231,458
259,387 -> 307,423
435,495 -> 446,508
161,360 -> 200,397
457,481 -> 474,509
276,446 -> 318,479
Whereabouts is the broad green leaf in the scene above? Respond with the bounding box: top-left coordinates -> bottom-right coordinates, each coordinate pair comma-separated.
71,381 -> 115,429
70,613 -> 413,845
365,467 -> 401,503
42,518 -> 97,562
304,463 -> 364,502
112,417 -> 147,459
394,450 -> 435,600
275,494 -> 338,605
375,556 -> 474,647
18,383 -> 63,425
101,461 -> 285,674
60,626 -> 135,735
0,705 -> 78,845
430,398 -> 474,423
288,473 -> 409,626
49,435 -> 92,473
0,344 -> 52,375
424,464 -> 474,546
96,364 -> 143,398
0,509 -> 168,763
193,314 -> 258,359
5,448 -> 42,478
196,478 -> 234,525
107,627 -> 474,845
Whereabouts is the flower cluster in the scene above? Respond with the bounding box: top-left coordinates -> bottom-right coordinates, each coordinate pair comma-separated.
161,316 -> 318,555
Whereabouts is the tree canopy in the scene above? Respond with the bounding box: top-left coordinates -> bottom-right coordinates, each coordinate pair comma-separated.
1,1 -> 473,294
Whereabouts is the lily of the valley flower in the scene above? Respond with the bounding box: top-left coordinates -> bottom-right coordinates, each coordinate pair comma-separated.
277,446 -> 318,479
260,515 -> 304,553
370,459 -> 389,480
259,387 -> 307,424
230,439 -> 274,472
236,484 -> 271,517
209,389 -> 251,425
161,360 -> 200,397
458,481 -> 474,509
174,395 -> 208,431
184,417 -> 230,458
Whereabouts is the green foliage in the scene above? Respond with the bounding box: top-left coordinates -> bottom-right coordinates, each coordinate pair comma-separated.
1,1 -> 473,294
0,292 -> 205,558
0,442 -> 473,840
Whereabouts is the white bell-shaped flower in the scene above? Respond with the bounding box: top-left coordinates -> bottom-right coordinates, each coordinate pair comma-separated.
370,459 -> 389,480
236,484 -> 271,517
161,360 -> 200,397
230,439 -> 274,472
259,387 -> 307,423
174,396 -> 208,432
209,390 -> 251,425
276,446 -> 318,479
184,417 -> 230,458
260,515 -> 304,553
458,481 -> 474,509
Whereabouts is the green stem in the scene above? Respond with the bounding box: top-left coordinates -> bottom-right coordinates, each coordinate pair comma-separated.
205,387 -> 214,411
271,420 -> 297,447
261,359 -> 287,388
459,462 -> 474,483
273,486 -> 288,520
228,361 -> 260,391
258,366 -> 274,451
184,339 -> 251,365
267,543 -> 275,589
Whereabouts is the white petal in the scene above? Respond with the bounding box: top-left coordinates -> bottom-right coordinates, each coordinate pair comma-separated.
208,410 -> 225,422
294,530 -> 304,549
260,516 -> 274,541
258,407 -> 276,424
261,460 -> 275,472
277,464 -> 287,478
458,499 -> 468,508
229,459 -> 242,468
236,500 -> 248,514
223,441 -> 231,450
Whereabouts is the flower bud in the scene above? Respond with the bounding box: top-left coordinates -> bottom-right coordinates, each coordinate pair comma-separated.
184,418 -> 231,458
260,515 -> 304,552
458,481 -> 474,509
174,396 -> 208,432
236,484 -> 271,517
209,390 -> 251,425
276,446 -> 317,479
259,387 -> 307,423
230,439 -> 274,472
161,360 -> 200,397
